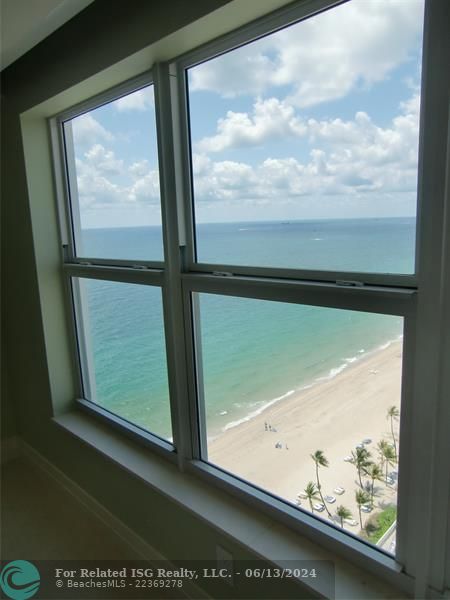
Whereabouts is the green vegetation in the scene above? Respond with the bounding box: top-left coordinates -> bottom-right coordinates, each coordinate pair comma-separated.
311,450 -> 332,517
303,423 -> 400,536
304,481 -> 320,513
387,406 -> 400,459
336,505 -> 352,528
355,489 -> 370,528
365,505 -> 397,543
351,446 -> 372,488
364,462 -> 383,506
380,443 -> 396,481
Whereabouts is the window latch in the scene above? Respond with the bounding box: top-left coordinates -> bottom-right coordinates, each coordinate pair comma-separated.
212,271 -> 234,277
336,279 -> 364,287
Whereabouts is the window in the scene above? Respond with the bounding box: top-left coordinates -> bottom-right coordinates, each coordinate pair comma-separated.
55,77 -> 174,450
187,0 -> 423,276
177,0 -> 425,553
195,294 -> 404,545
63,83 -> 164,262
49,0 -> 450,593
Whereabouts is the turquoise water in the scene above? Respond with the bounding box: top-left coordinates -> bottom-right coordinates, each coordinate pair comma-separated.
81,217 -> 413,440
198,295 -> 402,438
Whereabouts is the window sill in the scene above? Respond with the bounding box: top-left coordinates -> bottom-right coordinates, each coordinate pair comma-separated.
53,410 -> 410,599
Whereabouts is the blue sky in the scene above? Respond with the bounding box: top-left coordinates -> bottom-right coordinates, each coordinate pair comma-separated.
70,0 -> 424,229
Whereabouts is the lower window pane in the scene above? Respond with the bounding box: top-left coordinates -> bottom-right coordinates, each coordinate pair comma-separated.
194,294 -> 402,552
74,278 -> 171,441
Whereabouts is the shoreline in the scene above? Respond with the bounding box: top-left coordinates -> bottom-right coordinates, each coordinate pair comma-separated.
208,340 -> 402,532
210,335 -> 402,439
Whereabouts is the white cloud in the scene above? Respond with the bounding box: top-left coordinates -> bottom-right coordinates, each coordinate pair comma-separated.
72,73 -> 420,220
71,113 -> 114,147
115,88 -> 154,111
192,91 -> 420,206
197,98 -> 307,152
84,144 -> 124,175
129,160 -> 151,178
75,158 -> 122,208
74,145 -> 160,208
127,171 -> 160,203
75,88 -> 419,214
192,157 -> 256,202
189,0 -> 423,108
198,88 -> 421,170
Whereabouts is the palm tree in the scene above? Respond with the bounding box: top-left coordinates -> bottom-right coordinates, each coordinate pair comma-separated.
355,489 -> 371,529
336,505 -> 352,528
377,440 -> 390,471
387,406 -> 400,459
364,462 -> 383,506
311,450 -> 332,517
381,443 -> 397,482
304,481 -> 320,513
350,447 -> 371,488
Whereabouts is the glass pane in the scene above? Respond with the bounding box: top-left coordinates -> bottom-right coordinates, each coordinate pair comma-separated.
195,293 -> 402,553
75,279 -> 171,441
188,0 -> 425,273
64,85 -> 163,261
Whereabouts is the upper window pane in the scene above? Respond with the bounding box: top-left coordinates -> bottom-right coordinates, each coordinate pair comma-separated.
187,0 -> 424,274
63,85 -> 164,261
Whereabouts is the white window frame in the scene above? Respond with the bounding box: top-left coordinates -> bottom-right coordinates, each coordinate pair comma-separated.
49,72 -> 189,462
48,0 -> 450,596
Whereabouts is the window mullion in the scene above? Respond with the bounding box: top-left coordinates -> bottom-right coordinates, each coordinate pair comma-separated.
61,120 -> 83,257
174,61 -> 197,269
49,117 -> 71,252
402,0 -> 450,594
154,62 -> 195,467
427,104 -> 450,595
70,276 -> 97,402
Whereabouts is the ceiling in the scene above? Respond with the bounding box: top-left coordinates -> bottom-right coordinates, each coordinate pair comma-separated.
0,0 -> 95,70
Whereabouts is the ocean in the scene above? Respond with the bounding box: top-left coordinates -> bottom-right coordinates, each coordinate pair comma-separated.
80,217 -> 414,441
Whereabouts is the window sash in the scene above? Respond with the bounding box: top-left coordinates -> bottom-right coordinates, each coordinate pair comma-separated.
182,273 -> 416,316
63,263 -> 164,286
55,71 -> 159,265
186,263 -> 418,289
181,281 -> 414,563
67,273 -> 175,447
174,2 -> 422,286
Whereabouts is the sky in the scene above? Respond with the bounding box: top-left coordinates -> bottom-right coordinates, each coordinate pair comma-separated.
69,0 -> 425,229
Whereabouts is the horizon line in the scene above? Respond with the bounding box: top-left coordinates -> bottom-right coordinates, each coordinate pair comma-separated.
81,215 -> 416,231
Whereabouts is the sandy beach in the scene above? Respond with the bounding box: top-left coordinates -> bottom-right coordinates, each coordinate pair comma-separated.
208,341 -> 402,534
